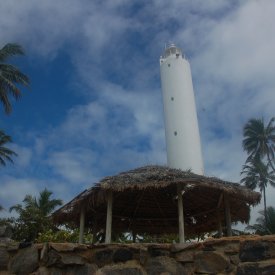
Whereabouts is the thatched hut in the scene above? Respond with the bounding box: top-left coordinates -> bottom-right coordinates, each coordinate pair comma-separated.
53,165 -> 261,243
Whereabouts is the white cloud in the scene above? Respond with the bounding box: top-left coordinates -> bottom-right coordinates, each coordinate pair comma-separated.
9,144 -> 32,168
47,149 -> 98,184
0,177 -> 40,215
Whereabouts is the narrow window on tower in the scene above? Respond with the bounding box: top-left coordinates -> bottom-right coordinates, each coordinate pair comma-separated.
174,131 -> 177,136
168,64 -> 170,67
171,97 -> 174,101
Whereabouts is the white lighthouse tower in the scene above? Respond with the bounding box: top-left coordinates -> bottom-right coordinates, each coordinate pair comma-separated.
160,44 -> 204,175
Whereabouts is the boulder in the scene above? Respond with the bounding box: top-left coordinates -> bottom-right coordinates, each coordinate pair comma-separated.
239,240 -> 275,262
113,248 -> 133,263
237,259 -> 275,275
174,249 -> 195,263
147,245 -> 170,257
194,251 -> 230,274
50,243 -> 87,252
0,247 -> 9,270
93,248 -> 114,267
45,249 -> 86,267
96,260 -> 145,275
145,256 -> 186,275
0,225 -> 12,238
171,242 -> 202,253
9,246 -> 39,275
34,264 -> 98,275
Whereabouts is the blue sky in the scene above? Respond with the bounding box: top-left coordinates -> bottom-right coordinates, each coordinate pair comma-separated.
0,0 -> 275,225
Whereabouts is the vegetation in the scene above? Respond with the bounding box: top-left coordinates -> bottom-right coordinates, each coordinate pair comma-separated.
0,130 -> 17,166
242,117 -> 275,172
241,117 -> 275,227
0,42 -> 30,208
9,189 -> 62,241
0,43 -> 30,114
241,157 -> 275,224
36,228 -> 93,243
246,206 -> 275,235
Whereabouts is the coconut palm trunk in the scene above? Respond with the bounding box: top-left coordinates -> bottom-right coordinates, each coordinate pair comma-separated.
262,186 -> 267,228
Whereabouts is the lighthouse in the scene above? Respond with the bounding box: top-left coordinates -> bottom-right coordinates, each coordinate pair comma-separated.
160,44 -> 204,175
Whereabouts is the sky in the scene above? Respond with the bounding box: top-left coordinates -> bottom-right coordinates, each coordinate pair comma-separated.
0,0 -> 274,226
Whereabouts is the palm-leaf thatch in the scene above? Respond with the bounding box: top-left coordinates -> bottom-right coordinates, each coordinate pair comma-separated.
53,165 -> 261,236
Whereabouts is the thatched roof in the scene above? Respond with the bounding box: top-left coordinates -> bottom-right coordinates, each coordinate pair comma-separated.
53,165 -> 261,236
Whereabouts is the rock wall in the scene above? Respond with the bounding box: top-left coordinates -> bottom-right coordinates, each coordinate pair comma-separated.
0,235 -> 275,274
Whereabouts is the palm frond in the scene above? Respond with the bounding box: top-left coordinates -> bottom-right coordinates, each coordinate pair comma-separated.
0,43 -> 29,114
0,130 -> 17,166
0,43 -> 25,61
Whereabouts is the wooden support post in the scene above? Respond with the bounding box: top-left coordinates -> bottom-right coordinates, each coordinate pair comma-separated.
177,184 -> 185,243
133,231 -> 137,243
224,193 -> 232,237
79,206 -> 85,244
216,193 -> 223,238
105,191 -> 113,244
217,210 -> 222,238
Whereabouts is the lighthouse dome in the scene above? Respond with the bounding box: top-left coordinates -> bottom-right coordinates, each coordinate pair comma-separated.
162,43 -> 182,58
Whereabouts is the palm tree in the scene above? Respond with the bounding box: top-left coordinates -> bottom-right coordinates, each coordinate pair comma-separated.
0,130 -> 17,166
10,188 -> 62,241
241,157 -> 275,225
242,117 -> 275,172
246,206 -> 275,235
0,43 -> 30,114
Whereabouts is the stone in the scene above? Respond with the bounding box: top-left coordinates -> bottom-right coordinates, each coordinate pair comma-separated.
93,248 -> 114,267
45,249 -> 86,267
174,250 -> 195,262
0,247 -> 9,271
148,246 -> 170,257
59,252 -> 86,265
194,251 -> 230,274
0,226 -> 12,238
237,259 -> 275,275
171,242 -> 202,253
223,243 -> 240,255
239,240 -> 274,262
96,260 -> 145,275
229,254 -> 240,265
33,266 -> 53,275
139,248 -> 148,265
40,243 -> 49,263
63,263 -> 98,275
203,243 -> 215,251
181,262 -> 195,275
113,248 -> 133,263
145,256 -> 186,275
9,246 -> 39,275
6,242 -> 19,252
46,250 -> 62,267
50,243 -> 87,252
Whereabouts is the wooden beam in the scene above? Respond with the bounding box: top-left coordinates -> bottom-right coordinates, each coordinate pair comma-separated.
79,206 -> 85,244
105,191 -> 113,244
224,193 -> 232,236
177,184 -> 185,243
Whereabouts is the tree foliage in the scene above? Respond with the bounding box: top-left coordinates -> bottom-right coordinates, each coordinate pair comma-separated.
0,130 -> 17,166
241,117 -> 275,227
246,206 -> 275,235
243,117 -> 275,171
9,189 -> 62,241
0,43 -> 30,114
